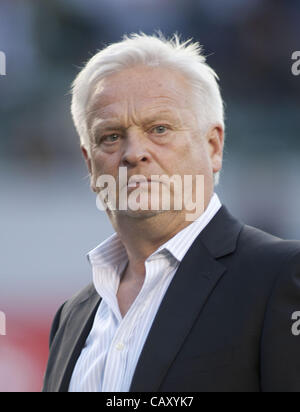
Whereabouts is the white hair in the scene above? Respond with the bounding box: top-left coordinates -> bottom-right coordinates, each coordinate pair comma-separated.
71,32 -> 225,185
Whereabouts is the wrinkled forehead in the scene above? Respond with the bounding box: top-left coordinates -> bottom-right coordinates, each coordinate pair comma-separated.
86,65 -> 194,126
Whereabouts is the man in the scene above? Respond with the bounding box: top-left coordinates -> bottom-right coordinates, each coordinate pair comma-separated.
43,33 -> 300,392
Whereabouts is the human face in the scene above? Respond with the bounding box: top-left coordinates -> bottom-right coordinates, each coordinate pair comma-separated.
83,65 -> 223,219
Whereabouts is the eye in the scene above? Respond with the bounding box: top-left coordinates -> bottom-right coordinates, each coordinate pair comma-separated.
152,125 -> 168,134
102,134 -> 120,144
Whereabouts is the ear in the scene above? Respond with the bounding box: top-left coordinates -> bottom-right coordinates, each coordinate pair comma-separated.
81,145 -> 97,192
81,145 -> 92,173
206,126 -> 224,174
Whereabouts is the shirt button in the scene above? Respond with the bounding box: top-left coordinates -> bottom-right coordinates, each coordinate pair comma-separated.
115,342 -> 125,351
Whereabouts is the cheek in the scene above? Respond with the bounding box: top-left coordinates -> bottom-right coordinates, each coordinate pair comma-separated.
91,151 -> 120,176
174,137 -> 211,175
173,134 -> 204,162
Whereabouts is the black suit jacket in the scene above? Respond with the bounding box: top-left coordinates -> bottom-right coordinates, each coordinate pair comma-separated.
42,206 -> 300,392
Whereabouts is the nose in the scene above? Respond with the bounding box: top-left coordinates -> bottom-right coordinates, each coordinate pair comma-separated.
121,129 -> 149,167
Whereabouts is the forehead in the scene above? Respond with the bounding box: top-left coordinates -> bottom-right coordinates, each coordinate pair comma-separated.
86,66 -> 193,123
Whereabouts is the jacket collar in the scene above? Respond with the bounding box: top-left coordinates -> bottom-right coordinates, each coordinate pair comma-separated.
199,204 -> 243,258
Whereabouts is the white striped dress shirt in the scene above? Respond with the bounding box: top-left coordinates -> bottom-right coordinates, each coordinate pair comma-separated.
68,193 -> 222,392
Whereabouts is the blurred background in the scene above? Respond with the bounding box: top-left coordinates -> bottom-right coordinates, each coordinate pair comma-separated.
0,0 -> 300,392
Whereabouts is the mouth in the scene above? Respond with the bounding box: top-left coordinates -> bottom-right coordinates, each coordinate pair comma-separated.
127,178 -> 153,188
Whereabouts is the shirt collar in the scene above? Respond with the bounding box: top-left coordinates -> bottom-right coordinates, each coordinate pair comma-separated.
87,193 -> 222,267
150,192 -> 222,262
87,233 -> 127,267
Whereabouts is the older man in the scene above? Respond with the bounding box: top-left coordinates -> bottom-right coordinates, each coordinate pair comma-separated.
43,33 -> 300,392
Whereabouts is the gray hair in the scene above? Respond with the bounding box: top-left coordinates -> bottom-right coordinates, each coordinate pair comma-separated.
71,32 -> 225,185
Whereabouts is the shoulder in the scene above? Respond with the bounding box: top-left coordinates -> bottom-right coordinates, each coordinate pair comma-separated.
238,223 -> 300,261
209,205 -> 300,291
59,282 -> 97,324
203,204 -> 300,267
234,223 -> 300,291
49,282 -> 97,347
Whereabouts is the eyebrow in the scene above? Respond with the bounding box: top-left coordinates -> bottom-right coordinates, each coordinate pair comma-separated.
90,111 -> 179,136
141,111 -> 179,125
89,120 -> 124,142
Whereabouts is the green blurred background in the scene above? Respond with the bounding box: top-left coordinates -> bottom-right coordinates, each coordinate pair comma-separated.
0,0 -> 299,391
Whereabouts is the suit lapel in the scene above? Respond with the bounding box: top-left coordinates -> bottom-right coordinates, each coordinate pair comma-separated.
45,291 -> 101,392
129,238 -> 226,391
130,206 -> 243,392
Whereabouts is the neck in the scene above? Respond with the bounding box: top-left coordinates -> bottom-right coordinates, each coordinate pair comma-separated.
107,192 -> 213,277
113,212 -> 189,276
